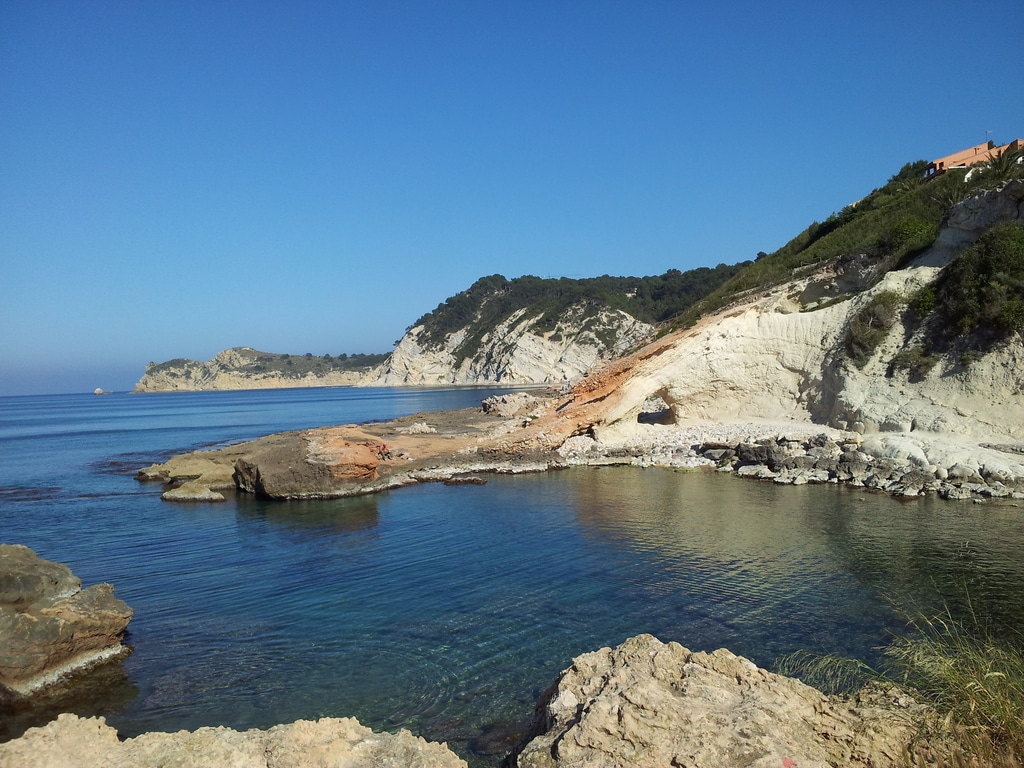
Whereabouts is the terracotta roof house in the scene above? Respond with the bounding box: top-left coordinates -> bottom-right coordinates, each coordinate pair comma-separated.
925,138 -> 1024,178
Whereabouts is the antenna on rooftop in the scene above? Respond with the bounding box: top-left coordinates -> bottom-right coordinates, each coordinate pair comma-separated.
986,129 -> 993,148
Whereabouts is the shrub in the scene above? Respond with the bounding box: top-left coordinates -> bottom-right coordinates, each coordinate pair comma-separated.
908,286 -> 937,319
844,290 -> 904,368
932,223 -> 1024,340
981,145 -> 1024,182
884,216 -> 939,266
890,345 -> 939,381
928,170 -> 974,211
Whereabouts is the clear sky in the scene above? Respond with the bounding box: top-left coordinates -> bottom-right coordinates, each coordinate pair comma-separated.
2,1 -> 1021,395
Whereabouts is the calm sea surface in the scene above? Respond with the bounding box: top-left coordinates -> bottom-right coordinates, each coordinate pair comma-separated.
2,387 -> 1024,765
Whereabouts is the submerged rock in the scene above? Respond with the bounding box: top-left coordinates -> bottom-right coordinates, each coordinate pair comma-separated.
0,713 -> 467,768
507,634 -> 926,768
0,545 -> 132,697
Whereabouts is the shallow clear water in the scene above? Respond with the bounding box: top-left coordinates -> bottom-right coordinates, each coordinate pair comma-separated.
2,388 -> 1023,765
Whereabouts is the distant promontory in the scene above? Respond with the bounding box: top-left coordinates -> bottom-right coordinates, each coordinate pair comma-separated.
132,348 -> 388,392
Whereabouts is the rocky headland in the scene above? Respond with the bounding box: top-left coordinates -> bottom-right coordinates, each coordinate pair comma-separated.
133,309 -> 655,393
139,182 -> 1024,503
133,348 -> 378,392
366,306 -> 653,387
0,545 -> 132,702
133,268 -> 741,393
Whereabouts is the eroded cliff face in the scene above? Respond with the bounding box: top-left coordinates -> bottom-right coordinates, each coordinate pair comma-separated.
544,181 -> 1024,445
366,305 -> 653,386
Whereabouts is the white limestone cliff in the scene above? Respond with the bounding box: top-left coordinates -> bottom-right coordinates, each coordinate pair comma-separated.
567,181 -> 1024,447
365,304 -> 653,386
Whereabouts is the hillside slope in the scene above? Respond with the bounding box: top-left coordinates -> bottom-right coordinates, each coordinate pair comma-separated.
365,267 -> 739,386
135,268 -> 740,392
531,181 -> 1024,449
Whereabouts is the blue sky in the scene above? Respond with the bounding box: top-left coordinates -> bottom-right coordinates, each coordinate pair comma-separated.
2,1 -> 1021,395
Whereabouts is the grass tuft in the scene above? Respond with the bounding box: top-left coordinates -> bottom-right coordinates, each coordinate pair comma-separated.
776,602 -> 1024,766
886,608 -> 1024,764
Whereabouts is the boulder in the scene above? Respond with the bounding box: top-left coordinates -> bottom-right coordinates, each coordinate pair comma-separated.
734,442 -> 788,469
482,393 -> 540,418
508,634 -> 925,768
0,545 -> 132,696
161,479 -> 226,502
233,432 -> 380,499
0,712 -> 467,768
0,545 -> 80,610
701,447 -> 735,462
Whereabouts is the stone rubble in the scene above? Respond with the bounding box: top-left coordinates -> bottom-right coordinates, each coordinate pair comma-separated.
556,419 -> 1024,501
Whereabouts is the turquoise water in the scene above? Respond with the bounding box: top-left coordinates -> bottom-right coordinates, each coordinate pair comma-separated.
2,388 -> 1024,765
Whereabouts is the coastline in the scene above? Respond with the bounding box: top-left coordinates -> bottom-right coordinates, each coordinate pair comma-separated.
7,390 -> 1022,767
139,390 -> 1024,504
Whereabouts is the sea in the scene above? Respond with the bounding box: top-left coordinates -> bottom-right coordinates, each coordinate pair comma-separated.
2,387 -> 1024,766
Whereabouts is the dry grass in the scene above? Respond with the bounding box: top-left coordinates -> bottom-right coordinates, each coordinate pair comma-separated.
776,603 -> 1024,767
888,608 -> 1024,767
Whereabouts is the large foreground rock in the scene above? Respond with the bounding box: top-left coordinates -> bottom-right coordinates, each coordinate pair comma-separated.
508,634 -> 927,768
0,713 -> 467,768
0,544 -> 132,697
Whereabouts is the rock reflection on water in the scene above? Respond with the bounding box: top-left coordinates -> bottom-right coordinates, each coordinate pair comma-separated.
561,467 -> 1024,654
234,494 -> 381,535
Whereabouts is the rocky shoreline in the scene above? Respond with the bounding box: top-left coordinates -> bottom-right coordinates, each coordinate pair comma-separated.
8,393 -> 1016,766
559,418 -> 1024,501
0,713 -> 468,768
0,633 -> 945,768
138,391 -> 1024,505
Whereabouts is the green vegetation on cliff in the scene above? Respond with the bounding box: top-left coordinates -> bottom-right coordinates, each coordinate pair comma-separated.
414,144 -> 1023,367
145,349 -> 389,379
674,150 -> 1023,332
920,222 -> 1024,341
413,265 -> 743,360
